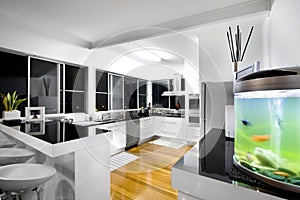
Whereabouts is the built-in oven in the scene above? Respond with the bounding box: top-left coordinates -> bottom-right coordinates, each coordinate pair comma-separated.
188,94 -> 200,125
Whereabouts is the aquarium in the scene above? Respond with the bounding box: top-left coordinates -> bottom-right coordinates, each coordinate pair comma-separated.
234,88 -> 300,191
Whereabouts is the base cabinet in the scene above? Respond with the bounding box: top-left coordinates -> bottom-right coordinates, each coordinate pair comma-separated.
185,125 -> 201,142
154,117 -> 185,140
101,121 -> 126,155
139,117 -> 154,140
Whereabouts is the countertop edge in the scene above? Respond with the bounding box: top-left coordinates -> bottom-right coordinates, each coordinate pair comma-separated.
172,161 -> 284,200
0,124 -> 110,157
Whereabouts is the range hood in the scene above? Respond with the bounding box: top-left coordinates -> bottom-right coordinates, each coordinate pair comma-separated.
162,73 -> 185,96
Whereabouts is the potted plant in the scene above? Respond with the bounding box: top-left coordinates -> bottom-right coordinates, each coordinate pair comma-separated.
0,90 -> 27,120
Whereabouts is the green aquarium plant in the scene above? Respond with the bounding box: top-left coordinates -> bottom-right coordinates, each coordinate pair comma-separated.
0,90 -> 27,111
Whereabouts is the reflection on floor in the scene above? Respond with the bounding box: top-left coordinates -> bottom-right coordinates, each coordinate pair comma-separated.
149,137 -> 187,149
110,152 -> 139,172
110,139 -> 193,200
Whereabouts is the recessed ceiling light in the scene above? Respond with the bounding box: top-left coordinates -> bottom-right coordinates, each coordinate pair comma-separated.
132,49 -> 161,63
149,49 -> 177,60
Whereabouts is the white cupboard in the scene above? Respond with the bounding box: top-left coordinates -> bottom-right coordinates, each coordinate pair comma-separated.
139,117 -> 154,140
154,116 -> 185,140
184,125 -> 201,142
100,121 -> 126,155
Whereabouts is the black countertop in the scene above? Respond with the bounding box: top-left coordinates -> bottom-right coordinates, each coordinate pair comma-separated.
1,119 -> 110,144
173,128 -> 300,200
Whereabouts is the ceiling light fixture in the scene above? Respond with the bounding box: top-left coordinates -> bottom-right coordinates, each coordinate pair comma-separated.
133,49 -> 162,63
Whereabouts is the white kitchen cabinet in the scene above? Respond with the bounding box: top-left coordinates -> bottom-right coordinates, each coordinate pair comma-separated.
154,116 -> 185,140
139,117 -> 154,140
113,121 -> 126,151
100,121 -> 126,155
185,125 -> 201,142
153,116 -> 164,134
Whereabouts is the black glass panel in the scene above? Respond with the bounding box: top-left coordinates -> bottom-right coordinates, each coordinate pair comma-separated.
112,75 -> 123,110
124,77 -> 137,109
181,78 -> 185,91
65,65 -> 86,91
60,91 -> 63,113
96,93 -> 108,111
60,65 -> 64,90
139,95 -> 147,108
30,58 -> 58,114
96,71 -> 108,93
65,91 -> 85,113
152,80 -> 169,108
170,96 -> 185,109
139,80 -> 147,94
0,51 -> 28,116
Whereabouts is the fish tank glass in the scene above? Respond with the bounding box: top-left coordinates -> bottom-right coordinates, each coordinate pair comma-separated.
234,89 -> 300,189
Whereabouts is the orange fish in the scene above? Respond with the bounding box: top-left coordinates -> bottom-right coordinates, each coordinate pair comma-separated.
274,171 -> 290,177
251,135 -> 270,142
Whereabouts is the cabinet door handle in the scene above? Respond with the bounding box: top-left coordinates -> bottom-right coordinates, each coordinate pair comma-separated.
163,121 -> 177,125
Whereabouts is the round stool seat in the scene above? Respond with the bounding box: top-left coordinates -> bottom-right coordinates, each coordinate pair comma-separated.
0,163 -> 56,192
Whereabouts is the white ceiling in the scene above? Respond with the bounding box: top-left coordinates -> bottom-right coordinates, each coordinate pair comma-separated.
0,0 -> 270,49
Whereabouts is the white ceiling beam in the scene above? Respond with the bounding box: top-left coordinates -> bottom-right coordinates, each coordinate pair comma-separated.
91,0 -> 273,49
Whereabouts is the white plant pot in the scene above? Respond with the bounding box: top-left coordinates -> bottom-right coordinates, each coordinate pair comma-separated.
2,110 -> 21,120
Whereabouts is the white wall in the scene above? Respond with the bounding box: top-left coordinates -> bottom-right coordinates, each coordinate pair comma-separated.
264,0 -> 300,69
184,60 -> 199,94
0,10 -> 90,65
196,14 -> 265,82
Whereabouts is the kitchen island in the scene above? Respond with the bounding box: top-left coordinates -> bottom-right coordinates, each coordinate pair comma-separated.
0,119 -> 111,200
172,129 -> 299,200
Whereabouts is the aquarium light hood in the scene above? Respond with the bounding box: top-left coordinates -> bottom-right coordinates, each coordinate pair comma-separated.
235,89 -> 300,99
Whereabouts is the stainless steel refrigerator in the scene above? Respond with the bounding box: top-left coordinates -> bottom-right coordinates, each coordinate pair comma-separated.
200,81 -> 234,137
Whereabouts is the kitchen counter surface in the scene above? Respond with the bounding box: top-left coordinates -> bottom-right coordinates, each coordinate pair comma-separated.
0,119 -> 111,157
172,128 -> 299,200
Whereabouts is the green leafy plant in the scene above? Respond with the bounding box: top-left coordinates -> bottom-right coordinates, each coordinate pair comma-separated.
0,90 -> 27,111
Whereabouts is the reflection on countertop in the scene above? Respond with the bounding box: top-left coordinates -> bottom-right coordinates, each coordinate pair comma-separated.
172,128 -> 299,200
1,119 -> 111,144
151,108 -> 185,118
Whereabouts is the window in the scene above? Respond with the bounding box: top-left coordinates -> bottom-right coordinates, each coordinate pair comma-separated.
152,80 -> 169,108
124,77 -> 137,109
0,51 -> 28,116
170,96 -> 185,109
62,64 -> 87,113
110,74 -> 124,110
138,79 -> 147,108
96,71 -> 109,111
30,58 -> 59,114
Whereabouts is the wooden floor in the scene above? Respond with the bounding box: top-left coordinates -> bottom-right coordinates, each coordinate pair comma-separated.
110,140 -> 193,200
